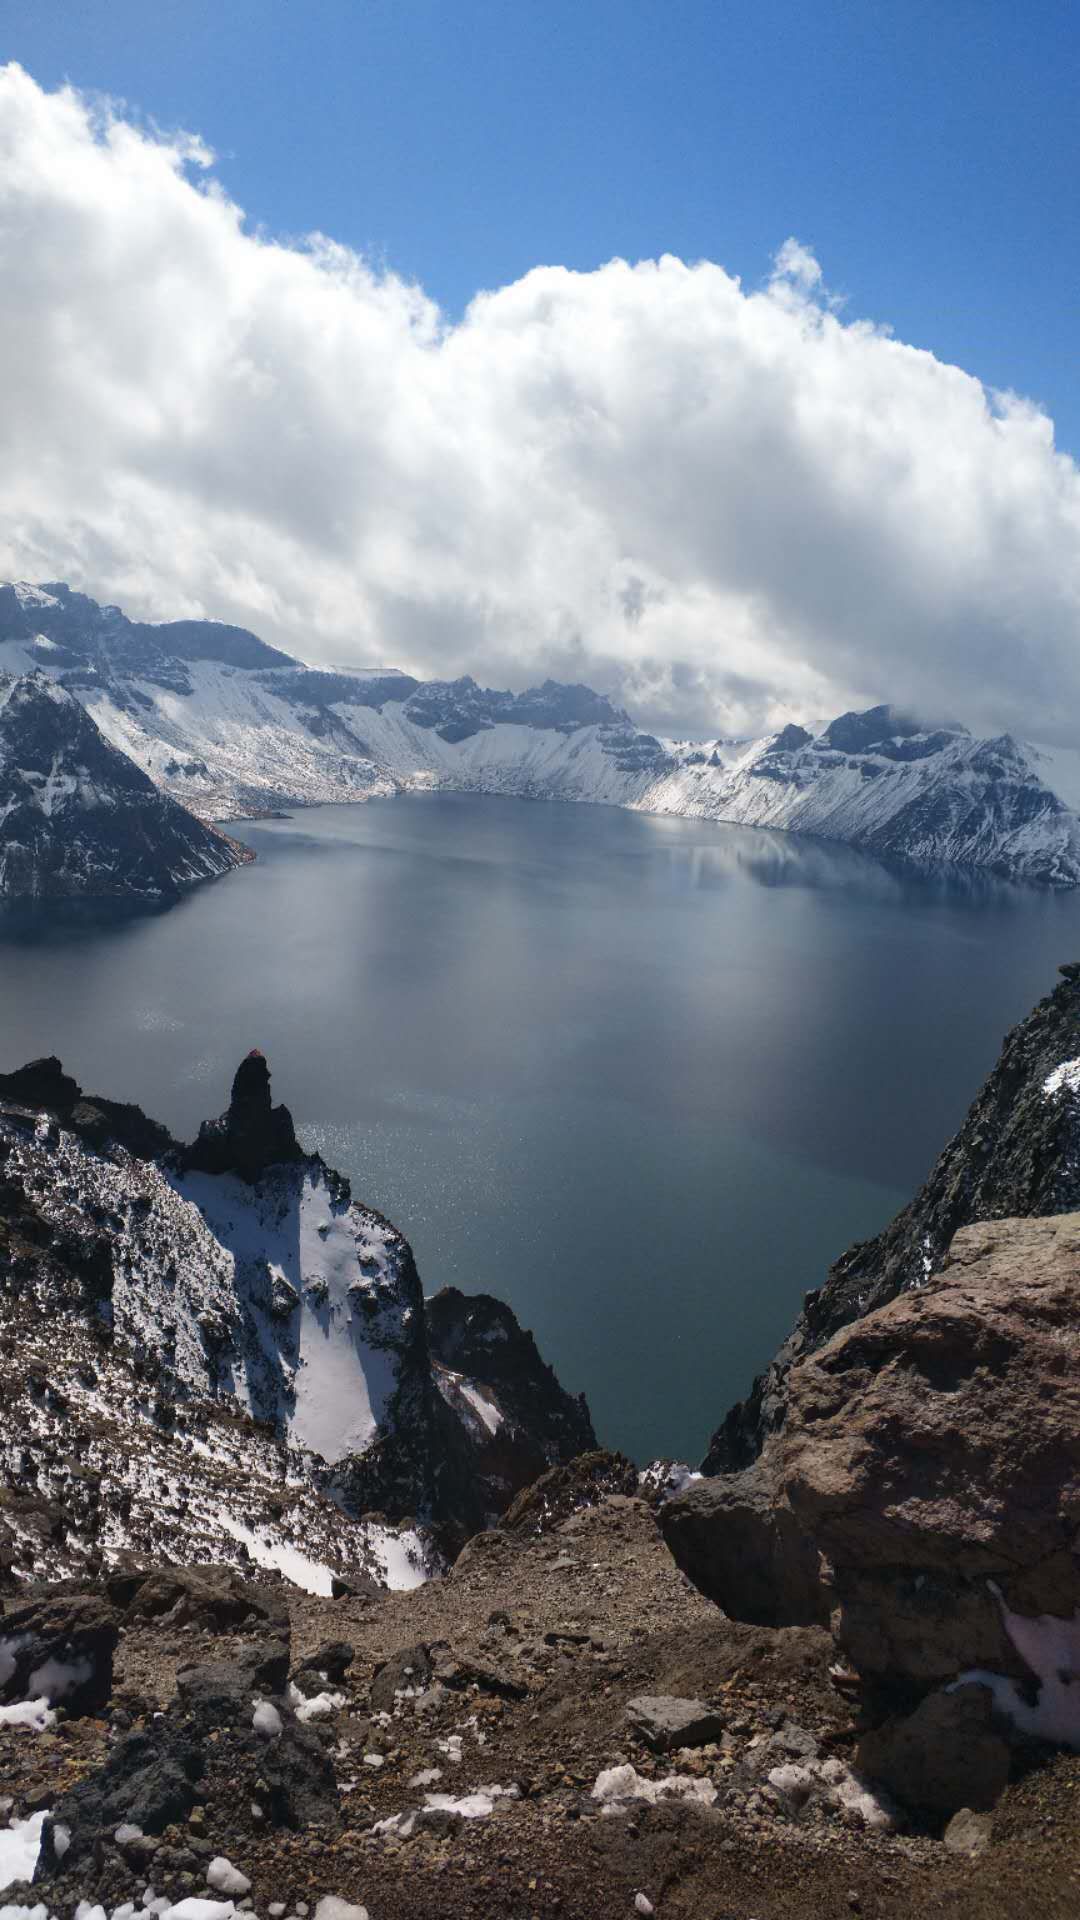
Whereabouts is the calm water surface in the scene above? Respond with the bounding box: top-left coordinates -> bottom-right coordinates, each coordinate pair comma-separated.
4,793 -> 1080,1461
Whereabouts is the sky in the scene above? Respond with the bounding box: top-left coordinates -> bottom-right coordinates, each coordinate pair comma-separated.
1,2 -> 1079,740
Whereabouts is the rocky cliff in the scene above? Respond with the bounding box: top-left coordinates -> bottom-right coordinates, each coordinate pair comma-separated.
662,964 -> 1080,1837
0,1051 -> 596,1594
709,959 -> 1080,1472
0,669 -> 250,899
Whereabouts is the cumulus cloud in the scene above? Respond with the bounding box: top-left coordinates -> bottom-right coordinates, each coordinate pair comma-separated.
1,62 -> 1080,742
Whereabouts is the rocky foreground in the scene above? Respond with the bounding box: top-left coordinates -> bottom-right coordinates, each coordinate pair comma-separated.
4,1479 -> 1080,1920
8,970 -> 1080,1914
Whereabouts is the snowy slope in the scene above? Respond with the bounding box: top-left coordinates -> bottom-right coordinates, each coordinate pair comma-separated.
638,713 -> 1080,887
0,670 -> 250,899
0,1053 -> 596,1589
0,1114 -> 428,1471
4,581 -> 1079,886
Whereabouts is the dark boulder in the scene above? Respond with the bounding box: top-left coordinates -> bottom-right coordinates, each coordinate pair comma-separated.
0,1591 -> 119,1715
856,1686 -> 1011,1817
118,1564 -> 290,1636
295,1639 -> 355,1684
369,1643 -> 433,1712
37,1649 -> 336,1882
625,1695 -> 727,1752
175,1642 -> 292,1712
660,1465 -> 830,1628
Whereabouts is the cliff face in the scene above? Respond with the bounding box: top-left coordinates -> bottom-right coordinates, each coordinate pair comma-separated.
0,1052 -> 596,1589
663,973 -> 1080,1825
0,670 -> 250,899
708,960 -> 1080,1473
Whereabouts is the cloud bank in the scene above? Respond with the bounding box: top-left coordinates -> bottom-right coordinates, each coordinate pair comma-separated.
2,62 -> 1079,741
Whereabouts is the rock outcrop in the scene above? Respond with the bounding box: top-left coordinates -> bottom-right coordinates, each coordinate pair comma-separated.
0,1591 -> 120,1717
666,1211 -> 1080,1810
710,960 -> 1080,1472
0,1052 -> 596,1588
183,1050 -> 305,1180
426,1287 -> 597,1519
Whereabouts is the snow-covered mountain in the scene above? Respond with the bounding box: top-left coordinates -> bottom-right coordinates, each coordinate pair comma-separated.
0,667 -> 251,899
0,1051 -> 596,1593
4,580 -> 1079,887
641,709 -> 1080,888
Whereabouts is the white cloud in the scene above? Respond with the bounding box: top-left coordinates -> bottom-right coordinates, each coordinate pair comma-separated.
1,62 -> 1079,743
771,236 -> 823,290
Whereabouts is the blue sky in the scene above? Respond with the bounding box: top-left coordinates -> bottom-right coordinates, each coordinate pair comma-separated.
4,8 -> 1080,736
8,0 -> 1080,451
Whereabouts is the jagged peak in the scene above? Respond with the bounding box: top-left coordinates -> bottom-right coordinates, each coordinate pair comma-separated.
183,1051 -> 305,1181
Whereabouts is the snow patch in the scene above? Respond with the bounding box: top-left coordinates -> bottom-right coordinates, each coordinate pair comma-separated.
952,1589 -> 1080,1748
1043,1058 -> 1080,1100
0,1698 -> 55,1732
458,1381 -> 503,1435
590,1764 -> 716,1813
216,1516 -> 335,1597
288,1683 -> 345,1723
0,1812 -> 47,1892
205,1859 -> 250,1898
252,1700 -> 283,1739
767,1759 -> 899,1830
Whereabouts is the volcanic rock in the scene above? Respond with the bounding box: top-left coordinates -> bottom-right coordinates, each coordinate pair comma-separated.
501,1450 -> 639,1536
369,1643 -> 433,1712
780,1214 -> 1080,1705
183,1050 -> 304,1180
0,1591 -> 119,1716
669,1210 -> 1080,1812
119,1565 -> 291,1636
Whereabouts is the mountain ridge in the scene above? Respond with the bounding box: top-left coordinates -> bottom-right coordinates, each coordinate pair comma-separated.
3,581 -> 1079,888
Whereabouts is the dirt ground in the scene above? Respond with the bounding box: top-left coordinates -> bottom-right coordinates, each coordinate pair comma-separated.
5,1493 -> 1080,1920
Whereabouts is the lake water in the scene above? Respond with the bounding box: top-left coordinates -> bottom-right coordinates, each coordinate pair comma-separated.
4,792 -> 1080,1462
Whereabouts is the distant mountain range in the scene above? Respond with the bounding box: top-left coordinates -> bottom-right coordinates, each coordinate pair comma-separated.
3,578 -> 1079,892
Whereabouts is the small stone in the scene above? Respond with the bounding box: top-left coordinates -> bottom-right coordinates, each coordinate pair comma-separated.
943,1807 -> 993,1858
634,1896 -> 655,1917
625,1696 -> 726,1753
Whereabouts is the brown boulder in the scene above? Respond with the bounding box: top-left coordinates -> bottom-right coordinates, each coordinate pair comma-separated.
780,1214 -> 1080,1707
117,1564 -> 290,1637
